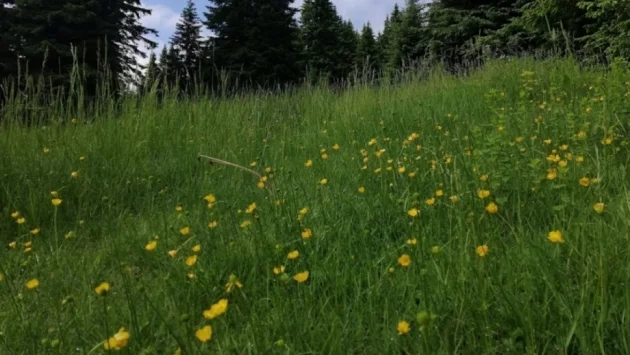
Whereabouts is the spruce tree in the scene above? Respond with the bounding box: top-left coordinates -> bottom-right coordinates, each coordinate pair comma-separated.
357,23 -> 379,72
204,0 -> 301,88
171,0 -> 202,86
139,51 -> 159,95
10,0 -> 156,92
383,4 -> 403,73
300,0 -> 355,81
398,0 -> 427,66
426,0 -> 525,63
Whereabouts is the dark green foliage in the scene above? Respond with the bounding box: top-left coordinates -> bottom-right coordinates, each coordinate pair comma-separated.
577,0 -> 630,63
357,23 -> 379,72
170,0 -> 202,88
426,0 -> 522,64
204,0 -> 301,88
300,0 -> 357,82
8,0 -> 156,93
0,0 -> 17,83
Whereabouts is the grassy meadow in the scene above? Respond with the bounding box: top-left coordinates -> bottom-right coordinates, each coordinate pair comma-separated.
1,58 -> 630,354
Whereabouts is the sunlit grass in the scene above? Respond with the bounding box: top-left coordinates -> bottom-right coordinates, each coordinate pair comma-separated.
1,58 -> 630,354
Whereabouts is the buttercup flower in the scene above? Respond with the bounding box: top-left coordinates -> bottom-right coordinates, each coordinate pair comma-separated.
203,299 -> 228,319
476,245 -> 489,257
195,325 -> 212,343
398,254 -> 411,267
95,282 -> 110,296
547,230 -> 564,244
26,279 -> 39,290
293,271 -> 309,283
397,321 -> 410,335
104,328 -> 130,350
145,240 -> 157,251
287,250 -> 300,260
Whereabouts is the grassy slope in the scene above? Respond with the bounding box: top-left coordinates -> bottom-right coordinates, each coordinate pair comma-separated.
1,58 -> 630,354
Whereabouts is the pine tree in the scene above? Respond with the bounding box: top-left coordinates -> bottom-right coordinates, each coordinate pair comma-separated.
204,0 -> 301,88
171,0 -> 202,86
357,23 -> 379,72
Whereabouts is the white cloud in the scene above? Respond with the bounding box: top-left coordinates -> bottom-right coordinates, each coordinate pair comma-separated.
141,3 -> 180,31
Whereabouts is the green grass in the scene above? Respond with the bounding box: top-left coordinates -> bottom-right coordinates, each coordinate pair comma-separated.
1,58 -> 630,354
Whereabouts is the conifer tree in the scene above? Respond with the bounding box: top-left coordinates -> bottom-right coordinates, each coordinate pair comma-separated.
10,0 -> 156,91
0,0 -> 17,82
204,0 -> 301,88
300,0 -> 356,81
357,23 -> 379,72
171,0 -> 202,86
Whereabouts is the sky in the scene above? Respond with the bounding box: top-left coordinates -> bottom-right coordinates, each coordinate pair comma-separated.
139,0 -> 405,59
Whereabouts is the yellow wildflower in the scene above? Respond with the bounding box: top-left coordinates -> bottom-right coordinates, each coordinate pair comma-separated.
593,203 -> 605,214
95,282 -> 110,296
11,211 -> 19,218
477,190 -> 490,199
435,189 -> 444,197
185,255 -> 198,267
208,221 -> 218,229
145,240 -> 157,251
192,244 -> 201,253
301,228 -> 313,240
476,245 -> 489,257
51,198 -> 62,206
579,177 -> 591,187
195,326 -> 212,343
407,238 -> 417,245
449,195 -> 459,204
319,178 -> 328,185
273,265 -> 285,275
203,299 -> 228,319
203,194 -> 216,207
16,217 -> 25,224
398,254 -> 411,267
71,171 -> 79,178
358,186 -> 365,194
304,159 -> 313,167
407,208 -> 419,218
287,250 -> 300,260
332,144 -> 340,151
30,228 -> 40,235
397,321 -> 410,335
485,202 -> 499,214
425,197 -> 436,206
179,226 -> 190,236
245,202 -> 257,214
547,230 -> 565,244
104,328 -> 130,350
293,271 -> 309,283
26,279 -> 39,290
